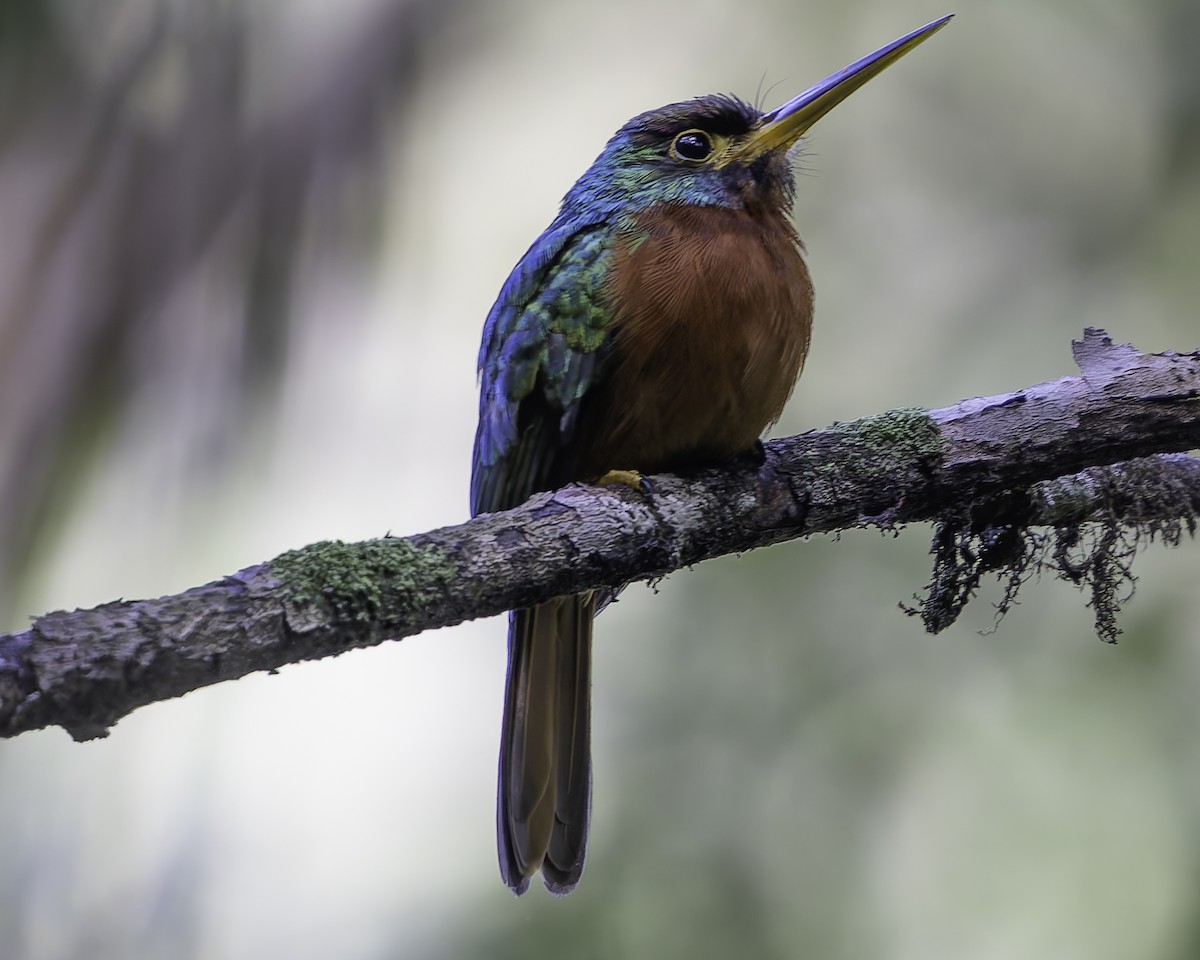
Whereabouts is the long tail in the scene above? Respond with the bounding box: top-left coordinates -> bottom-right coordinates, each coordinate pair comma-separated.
497,593 -> 593,895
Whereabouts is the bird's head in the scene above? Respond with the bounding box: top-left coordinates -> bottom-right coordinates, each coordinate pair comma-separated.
561,14 -> 951,221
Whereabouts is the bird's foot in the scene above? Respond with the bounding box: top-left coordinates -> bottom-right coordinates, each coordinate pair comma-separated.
595,469 -> 654,496
743,439 -> 768,468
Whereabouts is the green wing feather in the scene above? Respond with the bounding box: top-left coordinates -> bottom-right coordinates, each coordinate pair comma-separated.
471,219 -> 615,516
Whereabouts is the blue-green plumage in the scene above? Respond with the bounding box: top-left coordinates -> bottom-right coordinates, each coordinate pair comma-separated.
471,96 -> 769,518
472,220 -> 614,516
470,16 -> 952,896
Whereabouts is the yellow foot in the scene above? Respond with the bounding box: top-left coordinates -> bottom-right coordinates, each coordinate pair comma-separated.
595,469 -> 653,495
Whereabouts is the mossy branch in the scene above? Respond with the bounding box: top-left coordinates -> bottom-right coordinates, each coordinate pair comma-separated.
1,328 -> 1197,741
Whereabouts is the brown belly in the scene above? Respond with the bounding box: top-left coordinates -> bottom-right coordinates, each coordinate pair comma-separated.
577,203 -> 814,477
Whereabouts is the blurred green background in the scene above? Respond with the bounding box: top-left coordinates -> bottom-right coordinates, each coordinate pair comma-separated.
2,0 -> 1199,958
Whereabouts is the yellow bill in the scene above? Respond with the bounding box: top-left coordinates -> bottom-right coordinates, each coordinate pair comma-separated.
722,14 -> 953,165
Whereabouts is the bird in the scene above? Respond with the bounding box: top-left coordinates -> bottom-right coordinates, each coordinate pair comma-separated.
470,14 -> 952,896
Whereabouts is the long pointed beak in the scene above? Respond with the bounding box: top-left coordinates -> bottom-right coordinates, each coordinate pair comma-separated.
722,14 -> 953,165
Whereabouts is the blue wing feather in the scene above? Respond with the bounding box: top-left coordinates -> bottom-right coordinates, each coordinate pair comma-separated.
471,217 -> 615,517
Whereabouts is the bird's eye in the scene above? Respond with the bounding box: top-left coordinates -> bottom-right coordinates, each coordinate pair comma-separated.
670,130 -> 713,163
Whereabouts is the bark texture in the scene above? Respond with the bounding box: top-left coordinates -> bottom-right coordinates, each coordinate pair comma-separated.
1,329 -> 1197,740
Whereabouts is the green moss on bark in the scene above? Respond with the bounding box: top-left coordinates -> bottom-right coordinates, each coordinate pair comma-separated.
271,538 -> 457,623
827,407 -> 945,471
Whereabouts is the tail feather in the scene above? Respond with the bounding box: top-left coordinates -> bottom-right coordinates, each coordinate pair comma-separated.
544,596 -> 592,892
497,594 -> 593,895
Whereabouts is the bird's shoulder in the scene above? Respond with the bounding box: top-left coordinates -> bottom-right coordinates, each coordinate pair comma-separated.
477,215 -> 615,375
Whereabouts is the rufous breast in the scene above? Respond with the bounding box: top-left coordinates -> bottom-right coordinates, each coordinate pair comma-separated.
579,201 -> 814,477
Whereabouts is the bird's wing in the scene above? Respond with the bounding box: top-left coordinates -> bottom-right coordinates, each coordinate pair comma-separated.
471,219 -> 615,516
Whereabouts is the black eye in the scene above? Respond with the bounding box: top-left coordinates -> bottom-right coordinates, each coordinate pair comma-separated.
671,129 -> 713,162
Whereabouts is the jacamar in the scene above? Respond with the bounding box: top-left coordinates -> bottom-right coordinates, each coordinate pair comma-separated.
471,15 -> 952,895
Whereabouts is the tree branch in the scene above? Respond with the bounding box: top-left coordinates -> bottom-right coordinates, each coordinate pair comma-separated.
2,328 -> 1197,741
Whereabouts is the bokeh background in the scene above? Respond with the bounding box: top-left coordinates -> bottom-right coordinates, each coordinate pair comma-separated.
2,1 -> 1199,957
